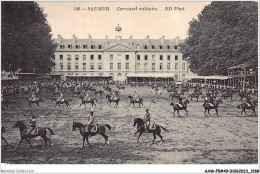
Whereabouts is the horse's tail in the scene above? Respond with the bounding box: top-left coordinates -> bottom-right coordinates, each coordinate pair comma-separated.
93,98 -> 97,102
105,124 -> 112,130
237,104 -> 242,109
159,125 -> 168,132
47,127 -> 54,135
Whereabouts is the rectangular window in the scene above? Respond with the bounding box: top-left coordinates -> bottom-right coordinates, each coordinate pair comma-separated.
98,45 -> 102,49
110,63 -> 113,70
167,45 -> 170,49
60,63 -> 63,70
175,55 -> 178,60
126,55 -> 129,61
137,63 -> 140,70
144,55 -> 148,61
98,63 -> 102,70
83,55 -> 86,61
182,63 -> 186,70
91,45 -> 95,49
167,63 -> 171,70
160,63 -> 163,70
67,55 -> 71,61
90,55 -> 94,60
68,45 -> 72,49
118,63 -> 121,70
182,74 -> 185,80
75,63 -> 79,70
160,55 -> 163,60
175,63 -> 178,70
60,55 -> 63,61
152,63 -> 155,71
110,55 -> 113,61
126,63 -> 129,70
159,46 -> 163,49
76,45 -> 80,49
75,55 -> 79,61
144,63 -> 148,71
60,45 -> 64,49
83,63 -> 86,70
144,45 -> 148,49
83,45 -> 87,49
175,46 -> 178,49
98,55 -> 102,60
137,55 -> 140,61
151,45 -> 155,49
167,55 -> 171,61
175,74 -> 178,81
152,55 -> 155,60
90,63 -> 94,70
67,63 -> 71,70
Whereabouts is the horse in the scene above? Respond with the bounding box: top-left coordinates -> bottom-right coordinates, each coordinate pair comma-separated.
237,100 -> 257,116
170,99 -> 190,117
2,98 -> 11,109
181,87 -> 189,95
71,121 -> 111,148
169,92 -> 181,100
239,92 -> 249,101
28,98 -> 43,106
116,85 -> 125,90
138,83 -> 144,87
1,126 -> 9,145
127,96 -> 143,108
222,92 -> 233,101
52,91 -> 60,97
188,93 -> 200,102
94,89 -> 104,97
204,99 -> 223,117
133,118 -> 167,144
130,83 -> 136,88
106,94 -> 120,107
72,90 -> 81,97
51,97 -> 72,108
150,90 -> 162,96
79,96 -> 97,109
13,119 -> 54,149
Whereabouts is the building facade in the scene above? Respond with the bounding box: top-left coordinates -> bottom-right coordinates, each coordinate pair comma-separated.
51,25 -> 190,82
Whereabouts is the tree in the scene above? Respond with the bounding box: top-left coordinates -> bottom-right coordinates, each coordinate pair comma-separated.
1,1 -> 57,74
181,1 -> 257,76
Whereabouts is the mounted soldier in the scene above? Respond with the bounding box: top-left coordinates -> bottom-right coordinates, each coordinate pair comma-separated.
58,91 -> 64,102
84,91 -> 90,102
30,92 -> 36,102
178,96 -> 185,108
85,111 -> 97,133
134,91 -> 139,102
143,108 -> 151,132
29,115 -> 38,135
246,96 -> 254,107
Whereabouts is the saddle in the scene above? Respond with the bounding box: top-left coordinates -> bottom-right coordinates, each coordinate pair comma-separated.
207,103 -> 215,107
246,103 -> 253,107
59,99 -> 65,102
177,104 -> 183,108
30,98 -> 37,102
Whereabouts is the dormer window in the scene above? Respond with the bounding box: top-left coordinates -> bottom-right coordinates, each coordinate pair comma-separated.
98,45 -> 102,49
60,45 -> 65,49
91,45 -> 95,49
151,45 -> 155,49
144,45 -> 148,49
175,46 -> 178,49
68,44 -> 72,49
83,45 -> 87,49
159,46 -> 163,49
167,45 -> 170,49
75,45 -> 80,49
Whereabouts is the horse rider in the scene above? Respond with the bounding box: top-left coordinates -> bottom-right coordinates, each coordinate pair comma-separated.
178,96 -> 185,107
246,96 -> 253,107
29,115 -> 37,135
58,91 -> 64,102
85,91 -> 90,101
143,108 -> 151,132
86,111 -> 97,133
134,91 -> 138,101
30,91 -> 36,101
111,91 -> 116,100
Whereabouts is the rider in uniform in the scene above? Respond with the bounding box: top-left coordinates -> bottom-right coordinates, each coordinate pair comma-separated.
246,96 -> 253,107
58,92 -> 63,102
134,91 -> 138,101
29,115 -> 37,135
30,91 -> 36,101
85,91 -> 90,101
143,108 -> 151,132
178,96 -> 185,107
86,111 -> 97,133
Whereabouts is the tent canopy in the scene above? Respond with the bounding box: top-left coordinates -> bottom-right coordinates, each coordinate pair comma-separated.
186,75 -> 229,80
127,73 -> 174,78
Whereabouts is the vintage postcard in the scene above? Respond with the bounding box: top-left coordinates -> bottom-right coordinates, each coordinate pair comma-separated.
1,1 -> 258,173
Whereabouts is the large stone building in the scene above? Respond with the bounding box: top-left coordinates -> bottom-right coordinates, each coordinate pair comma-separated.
51,25 -> 190,83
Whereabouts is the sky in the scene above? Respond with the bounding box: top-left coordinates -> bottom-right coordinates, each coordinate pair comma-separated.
37,1 -> 211,40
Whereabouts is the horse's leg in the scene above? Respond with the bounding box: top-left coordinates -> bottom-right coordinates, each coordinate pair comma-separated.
177,110 -> 181,117
208,109 -> 211,115
150,133 -> 156,144
16,138 -> 24,149
253,108 -> 256,116
2,135 -> 9,145
173,110 -> 176,117
215,109 -> 218,116
25,138 -> 33,148
127,103 -> 131,107
81,136 -> 85,148
85,136 -> 92,147
134,131 -> 139,137
185,109 -> 188,115
133,103 -> 135,108
204,108 -> 207,117
137,131 -> 144,143
157,133 -> 163,145
100,132 -> 109,145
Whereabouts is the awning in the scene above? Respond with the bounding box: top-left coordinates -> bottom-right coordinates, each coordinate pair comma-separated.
185,75 -> 229,80
127,73 -> 174,78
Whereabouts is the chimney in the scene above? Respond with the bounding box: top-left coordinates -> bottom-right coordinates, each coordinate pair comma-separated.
129,35 -> 133,46
174,36 -> 180,45
161,35 -> 165,46
106,35 -> 109,45
72,34 -> 77,44
89,33 -> 92,40
145,35 -> 150,45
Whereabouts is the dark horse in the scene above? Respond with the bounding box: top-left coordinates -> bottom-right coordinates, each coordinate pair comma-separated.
222,92 -> 233,101
170,99 -> 190,117
204,99 -> 223,117
72,90 -> 81,97
28,98 -> 43,106
13,119 -> 54,149
133,118 -> 167,144
127,96 -> 143,108
71,121 -> 111,147
79,96 -> 97,109
188,93 -> 200,102
239,92 -> 249,101
237,100 -> 257,116
94,89 -> 104,97
106,94 -> 120,107
52,97 -> 72,108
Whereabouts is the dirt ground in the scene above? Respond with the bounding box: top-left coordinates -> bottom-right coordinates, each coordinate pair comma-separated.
1,85 -> 258,164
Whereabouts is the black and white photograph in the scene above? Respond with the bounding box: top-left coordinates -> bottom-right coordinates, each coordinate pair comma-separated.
1,1 -> 258,173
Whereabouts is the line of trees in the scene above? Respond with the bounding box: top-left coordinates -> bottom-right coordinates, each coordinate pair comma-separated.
181,1 -> 257,76
2,1 -> 57,74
